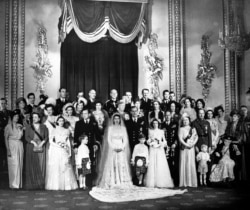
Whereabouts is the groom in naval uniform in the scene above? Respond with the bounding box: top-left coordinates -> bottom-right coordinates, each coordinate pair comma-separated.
125,106 -> 147,151
74,108 -> 101,188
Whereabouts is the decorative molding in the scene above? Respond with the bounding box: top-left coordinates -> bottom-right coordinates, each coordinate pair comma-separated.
20,0 -> 25,97
168,0 -> 174,92
4,0 -> 10,102
228,0 -> 236,110
181,0 -> 186,95
11,0 -> 19,109
223,0 -> 230,114
174,0 -> 182,101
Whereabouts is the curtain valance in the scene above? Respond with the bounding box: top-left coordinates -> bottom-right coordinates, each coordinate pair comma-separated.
58,0 -> 148,45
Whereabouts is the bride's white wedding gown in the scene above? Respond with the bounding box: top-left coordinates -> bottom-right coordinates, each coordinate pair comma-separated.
89,118 -> 187,202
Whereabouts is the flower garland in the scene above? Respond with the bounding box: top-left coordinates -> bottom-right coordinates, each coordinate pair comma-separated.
31,27 -> 53,93
144,33 -> 164,100
196,35 -> 216,101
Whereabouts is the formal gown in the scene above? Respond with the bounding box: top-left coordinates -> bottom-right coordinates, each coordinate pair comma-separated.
145,129 -> 174,188
4,124 -> 24,188
90,118 -> 186,203
45,126 -> 78,190
210,145 -> 235,182
179,127 -> 198,187
97,125 -> 133,189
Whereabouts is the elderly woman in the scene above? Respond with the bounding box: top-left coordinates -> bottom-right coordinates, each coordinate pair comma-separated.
178,114 -> 198,187
4,109 -> 24,189
25,112 -> 48,189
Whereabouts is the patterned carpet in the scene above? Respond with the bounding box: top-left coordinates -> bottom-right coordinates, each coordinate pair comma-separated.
0,172 -> 249,210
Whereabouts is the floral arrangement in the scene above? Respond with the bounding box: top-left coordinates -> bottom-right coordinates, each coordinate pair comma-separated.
144,33 -> 164,100
31,27 -> 53,94
196,35 -> 216,101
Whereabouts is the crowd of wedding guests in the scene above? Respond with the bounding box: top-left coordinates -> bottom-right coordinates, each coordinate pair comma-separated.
0,87 -> 250,190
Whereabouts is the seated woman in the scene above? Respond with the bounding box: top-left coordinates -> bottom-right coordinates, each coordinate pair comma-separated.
209,135 -> 235,183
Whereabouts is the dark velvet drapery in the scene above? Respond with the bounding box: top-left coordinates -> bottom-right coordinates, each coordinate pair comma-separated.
60,30 -> 139,102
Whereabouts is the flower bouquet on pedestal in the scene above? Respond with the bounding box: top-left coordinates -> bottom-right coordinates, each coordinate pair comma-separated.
144,33 -> 164,100
196,35 -> 216,101
31,27 -> 53,94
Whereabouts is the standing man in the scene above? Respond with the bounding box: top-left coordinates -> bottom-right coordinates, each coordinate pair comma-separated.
0,98 -> 11,171
161,90 -> 171,112
55,87 -> 70,115
162,110 -> 179,185
74,108 -> 101,188
104,89 -> 119,117
125,106 -> 147,151
140,88 -> 152,118
86,89 -> 97,111
192,109 -> 212,153
124,91 -> 134,113
26,93 -> 38,114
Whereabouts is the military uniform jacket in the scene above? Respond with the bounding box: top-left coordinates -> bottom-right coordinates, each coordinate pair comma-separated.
162,121 -> 178,147
192,119 -> 212,149
125,116 -> 147,150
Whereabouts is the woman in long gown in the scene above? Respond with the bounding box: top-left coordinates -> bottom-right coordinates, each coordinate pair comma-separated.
96,113 -> 132,189
25,112 -> 48,189
178,114 -> 198,187
45,116 -> 78,190
4,109 -> 24,189
145,119 -> 174,188
90,113 -> 186,202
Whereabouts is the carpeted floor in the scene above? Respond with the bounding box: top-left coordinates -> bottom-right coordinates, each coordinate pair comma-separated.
0,172 -> 249,210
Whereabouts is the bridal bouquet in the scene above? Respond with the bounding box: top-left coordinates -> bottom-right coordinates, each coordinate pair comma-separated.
149,138 -> 160,148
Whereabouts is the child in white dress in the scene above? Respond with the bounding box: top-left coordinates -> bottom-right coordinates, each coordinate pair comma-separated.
196,144 -> 210,185
76,135 -> 91,190
131,133 -> 149,186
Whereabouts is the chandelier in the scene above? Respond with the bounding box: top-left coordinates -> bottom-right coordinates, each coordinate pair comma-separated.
218,24 -> 250,56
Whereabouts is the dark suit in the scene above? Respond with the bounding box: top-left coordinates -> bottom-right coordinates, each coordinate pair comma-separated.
74,118 -> 101,187
86,99 -> 96,111
140,98 -> 152,115
162,121 -> 179,185
160,99 -> 171,112
0,109 -> 11,170
55,98 -> 70,115
103,99 -> 118,117
125,117 -> 147,151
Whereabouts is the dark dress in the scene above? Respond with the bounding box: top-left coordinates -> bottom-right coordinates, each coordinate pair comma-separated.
25,124 -> 48,189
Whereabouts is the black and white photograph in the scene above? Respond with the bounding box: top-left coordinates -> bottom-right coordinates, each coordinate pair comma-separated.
0,0 -> 250,209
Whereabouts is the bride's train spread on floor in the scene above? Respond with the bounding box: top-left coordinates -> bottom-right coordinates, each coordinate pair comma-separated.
89,186 -> 187,203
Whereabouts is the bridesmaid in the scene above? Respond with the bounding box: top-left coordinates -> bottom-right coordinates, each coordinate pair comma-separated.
25,112 -> 48,189
4,109 -> 24,189
178,114 -> 198,187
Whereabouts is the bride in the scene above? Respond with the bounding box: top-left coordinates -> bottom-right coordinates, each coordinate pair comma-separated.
96,113 -> 132,188
90,113 -> 187,202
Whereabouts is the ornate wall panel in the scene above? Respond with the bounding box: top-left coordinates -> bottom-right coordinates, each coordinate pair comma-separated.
168,0 -> 185,101
4,0 -> 25,109
4,0 -> 10,103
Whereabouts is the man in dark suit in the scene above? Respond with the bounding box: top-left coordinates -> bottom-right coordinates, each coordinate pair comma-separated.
0,98 -> 11,171
140,88 -> 152,116
74,108 -> 101,188
162,111 -> 179,185
86,89 -> 97,111
125,106 -> 147,151
26,92 -> 38,114
160,90 -> 171,112
103,89 -> 119,117
55,87 -> 70,115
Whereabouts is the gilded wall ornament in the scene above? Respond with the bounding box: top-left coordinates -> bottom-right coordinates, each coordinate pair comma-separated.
196,35 -> 216,101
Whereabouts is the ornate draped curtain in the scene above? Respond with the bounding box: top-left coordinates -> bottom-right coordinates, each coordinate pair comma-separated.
58,0 -> 148,101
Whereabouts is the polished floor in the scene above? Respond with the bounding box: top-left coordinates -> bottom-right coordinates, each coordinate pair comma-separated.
0,171 -> 249,210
